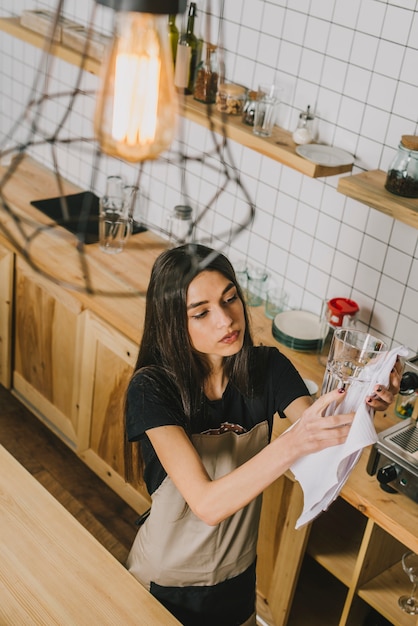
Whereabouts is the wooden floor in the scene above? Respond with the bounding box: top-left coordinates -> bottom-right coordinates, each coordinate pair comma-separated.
0,384 -> 138,565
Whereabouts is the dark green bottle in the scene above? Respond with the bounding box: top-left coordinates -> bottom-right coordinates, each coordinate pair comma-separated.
182,2 -> 198,94
168,14 -> 179,65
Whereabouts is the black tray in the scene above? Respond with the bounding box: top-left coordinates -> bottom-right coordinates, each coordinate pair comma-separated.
31,191 -> 146,245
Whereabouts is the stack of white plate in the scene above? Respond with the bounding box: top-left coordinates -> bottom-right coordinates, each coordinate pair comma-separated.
272,310 -> 328,352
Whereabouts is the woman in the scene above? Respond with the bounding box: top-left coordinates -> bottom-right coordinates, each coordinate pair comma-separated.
125,244 -> 399,626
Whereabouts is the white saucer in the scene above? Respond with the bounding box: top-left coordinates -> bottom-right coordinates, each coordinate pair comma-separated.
273,310 -> 327,342
296,144 -> 354,167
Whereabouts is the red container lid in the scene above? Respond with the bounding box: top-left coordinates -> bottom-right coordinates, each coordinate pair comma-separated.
327,297 -> 359,327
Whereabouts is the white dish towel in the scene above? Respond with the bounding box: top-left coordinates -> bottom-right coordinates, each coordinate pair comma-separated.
290,345 -> 408,529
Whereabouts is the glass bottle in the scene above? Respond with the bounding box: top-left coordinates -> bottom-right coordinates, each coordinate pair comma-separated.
193,44 -> 218,104
168,14 -> 179,65
174,2 -> 198,94
167,205 -> 193,245
385,135 -> 418,198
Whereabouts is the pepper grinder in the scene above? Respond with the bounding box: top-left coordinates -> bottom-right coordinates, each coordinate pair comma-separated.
292,105 -> 315,145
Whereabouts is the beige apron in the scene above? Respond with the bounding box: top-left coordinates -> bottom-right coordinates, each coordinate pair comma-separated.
127,420 -> 268,594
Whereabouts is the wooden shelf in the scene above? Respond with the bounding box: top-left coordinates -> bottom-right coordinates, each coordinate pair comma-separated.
338,169 -> 418,230
307,498 -> 367,587
287,556 -> 348,626
0,16 -> 353,179
181,97 -> 353,178
0,16 -> 101,75
358,560 -> 414,626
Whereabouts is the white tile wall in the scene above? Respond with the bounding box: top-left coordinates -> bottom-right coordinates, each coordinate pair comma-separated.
0,0 -> 417,354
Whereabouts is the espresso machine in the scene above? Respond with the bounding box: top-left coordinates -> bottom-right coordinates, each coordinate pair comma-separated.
367,356 -> 418,503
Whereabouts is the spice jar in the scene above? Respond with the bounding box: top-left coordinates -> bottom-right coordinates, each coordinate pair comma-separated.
216,83 -> 246,115
193,44 -> 218,104
385,135 -> 418,198
292,105 -> 315,145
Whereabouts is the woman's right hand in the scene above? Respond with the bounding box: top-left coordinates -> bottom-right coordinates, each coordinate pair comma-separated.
281,388 -> 355,461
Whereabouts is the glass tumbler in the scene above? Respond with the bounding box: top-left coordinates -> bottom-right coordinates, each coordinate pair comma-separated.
247,266 -> 268,306
321,328 -> 387,395
253,84 -> 283,137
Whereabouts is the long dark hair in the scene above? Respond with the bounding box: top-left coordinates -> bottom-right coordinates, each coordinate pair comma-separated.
125,244 -> 256,482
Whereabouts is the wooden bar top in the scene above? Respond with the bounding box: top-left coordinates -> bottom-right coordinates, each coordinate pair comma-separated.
0,444 -> 180,625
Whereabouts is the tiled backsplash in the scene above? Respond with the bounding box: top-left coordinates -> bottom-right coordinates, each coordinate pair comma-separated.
0,0 -> 417,353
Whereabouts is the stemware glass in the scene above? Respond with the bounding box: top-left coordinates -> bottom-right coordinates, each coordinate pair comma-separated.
321,328 -> 387,395
399,550 -> 418,614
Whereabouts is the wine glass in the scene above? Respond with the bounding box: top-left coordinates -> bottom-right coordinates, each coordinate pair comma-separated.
321,328 -> 387,395
399,551 -> 418,614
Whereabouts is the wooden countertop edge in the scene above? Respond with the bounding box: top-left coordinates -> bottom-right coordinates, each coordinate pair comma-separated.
0,444 -> 181,623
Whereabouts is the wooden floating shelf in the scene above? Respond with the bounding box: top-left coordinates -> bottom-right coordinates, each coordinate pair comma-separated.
0,16 -> 352,179
181,97 -> 353,178
0,16 -> 101,75
338,169 -> 418,230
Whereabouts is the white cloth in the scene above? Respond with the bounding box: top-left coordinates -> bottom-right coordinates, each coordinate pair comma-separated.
290,345 -> 408,529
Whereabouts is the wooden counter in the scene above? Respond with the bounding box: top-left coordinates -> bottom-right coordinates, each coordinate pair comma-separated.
1,156 -> 417,626
0,444 -> 180,625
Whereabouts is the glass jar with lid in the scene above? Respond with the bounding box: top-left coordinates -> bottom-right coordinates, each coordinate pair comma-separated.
216,83 -> 246,115
317,297 -> 359,366
385,135 -> 418,198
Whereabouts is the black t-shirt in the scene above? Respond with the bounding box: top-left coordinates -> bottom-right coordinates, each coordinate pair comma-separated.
126,346 -> 308,495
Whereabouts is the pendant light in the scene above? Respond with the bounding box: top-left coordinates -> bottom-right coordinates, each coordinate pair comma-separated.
94,0 -> 186,162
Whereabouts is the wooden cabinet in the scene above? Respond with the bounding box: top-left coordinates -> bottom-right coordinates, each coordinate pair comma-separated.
301,497 -> 412,626
256,412 -> 418,626
260,484 -> 417,626
0,241 -> 13,389
12,257 -> 85,447
77,312 -> 151,515
256,473 -> 311,626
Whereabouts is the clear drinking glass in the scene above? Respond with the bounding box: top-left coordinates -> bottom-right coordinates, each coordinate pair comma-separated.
246,265 -> 269,306
321,328 -> 387,395
99,195 -> 131,254
399,551 -> 418,615
264,286 -> 288,319
253,84 -> 283,137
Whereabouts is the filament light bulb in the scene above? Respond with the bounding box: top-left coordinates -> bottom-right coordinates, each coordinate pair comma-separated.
95,12 -> 177,162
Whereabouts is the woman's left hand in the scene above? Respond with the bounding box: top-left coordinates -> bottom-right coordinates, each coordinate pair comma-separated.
366,357 -> 402,411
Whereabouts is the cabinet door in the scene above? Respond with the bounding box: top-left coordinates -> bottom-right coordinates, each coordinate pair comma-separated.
0,241 -> 14,389
78,312 -> 151,514
13,257 -> 84,447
